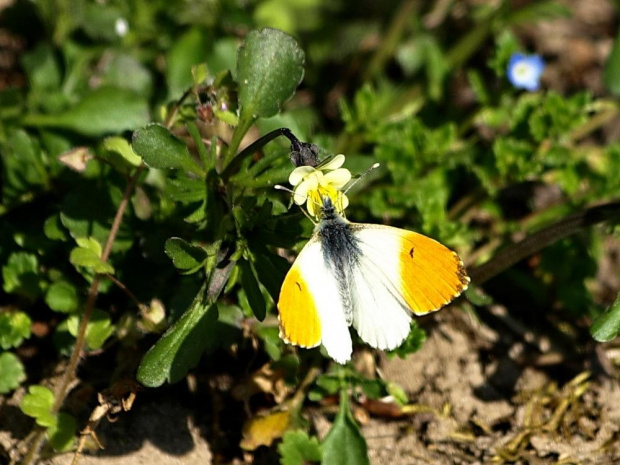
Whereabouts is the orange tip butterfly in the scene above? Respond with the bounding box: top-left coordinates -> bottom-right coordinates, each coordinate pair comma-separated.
277,195 -> 470,364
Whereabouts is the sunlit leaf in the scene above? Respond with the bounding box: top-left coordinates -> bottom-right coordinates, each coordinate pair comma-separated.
0,352 -> 26,394
0,310 -> 32,350
20,385 -> 57,428
591,292 -> 620,342
236,28 -> 305,120
133,123 -> 203,175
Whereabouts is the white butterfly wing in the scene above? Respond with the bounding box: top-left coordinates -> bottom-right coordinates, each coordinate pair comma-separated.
349,224 -> 469,350
277,238 -> 353,364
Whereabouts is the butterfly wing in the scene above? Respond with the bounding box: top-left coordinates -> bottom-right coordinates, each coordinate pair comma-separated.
349,224 -> 469,350
277,237 -> 352,363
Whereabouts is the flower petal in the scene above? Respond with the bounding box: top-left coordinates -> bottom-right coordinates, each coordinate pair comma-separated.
319,154 -> 345,171
324,168 -> 352,188
289,166 -> 315,186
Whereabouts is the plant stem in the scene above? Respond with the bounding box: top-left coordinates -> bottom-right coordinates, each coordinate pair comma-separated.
468,201 -> 620,285
222,115 -> 255,170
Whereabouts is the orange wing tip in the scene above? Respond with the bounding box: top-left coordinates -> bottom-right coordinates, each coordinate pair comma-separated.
277,318 -> 321,349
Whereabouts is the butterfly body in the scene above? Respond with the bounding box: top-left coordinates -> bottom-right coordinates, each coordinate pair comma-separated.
277,197 -> 469,363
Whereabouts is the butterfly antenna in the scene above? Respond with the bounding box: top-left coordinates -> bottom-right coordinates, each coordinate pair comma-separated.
343,162 -> 380,195
274,185 -> 318,224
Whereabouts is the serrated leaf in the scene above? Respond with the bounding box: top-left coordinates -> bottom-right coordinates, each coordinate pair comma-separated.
23,87 -> 149,136
133,123 -> 202,175
239,259 -> 267,321
0,311 -> 32,350
322,391 -> 370,465
20,385 -> 57,428
278,430 -> 322,465
236,28 -> 305,120
164,237 -> 208,272
591,292 -> 620,342
137,285 -> 219,387
48,412 -> 77,452
0,352 -> 27,393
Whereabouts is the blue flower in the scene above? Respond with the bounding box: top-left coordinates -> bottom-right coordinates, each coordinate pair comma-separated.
507,53 -> 545,91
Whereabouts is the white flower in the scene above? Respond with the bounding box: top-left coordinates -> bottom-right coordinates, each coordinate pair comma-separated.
289,154 -> 351,218
115,18 -> 129,37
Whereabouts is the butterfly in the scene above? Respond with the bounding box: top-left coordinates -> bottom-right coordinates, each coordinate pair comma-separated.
277,195 -> 469,363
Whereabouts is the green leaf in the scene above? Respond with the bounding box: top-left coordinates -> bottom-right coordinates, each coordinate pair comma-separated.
0,352 -> 27,394
48,412 -> 77,452
251,249 -> 289,304
20,385 -> 57,428
43,214 -> 69,241
45,281 -> 79,313
132,123 -> 203,175
236,28 -> 305,120
69,245 -> 114,274
23,87 -> 150,137
85,309 -> 115,350
591,293 -> 620,342
278,430 -> 322,465
2,251 -> 43,298
137,285 -> 219,387
164,237 -> 209,272
0,129 -> 48,203
322,390 -> 370,465
239,259 -> 267,321
0,311 -> 32,350
604,31 -> 620,96
103,136 -> 142,168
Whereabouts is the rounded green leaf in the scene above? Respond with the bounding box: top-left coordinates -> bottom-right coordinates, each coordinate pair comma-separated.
45,281 -> 79,313
0,352 -> 27,394
20,385 -> 57,428
236,28 -> 305,120
132,123 -> 203,174
85,309 -> 115,350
